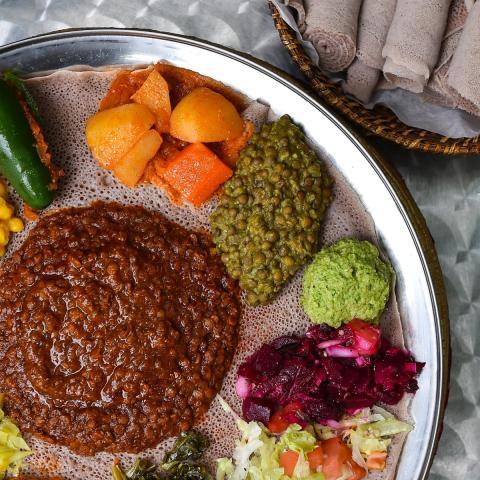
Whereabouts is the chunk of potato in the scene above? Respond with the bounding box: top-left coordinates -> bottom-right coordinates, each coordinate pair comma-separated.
131,70 -> 171,133
114,129 -> 163,187
85,103 -> 156,169
170,87 -> 244,143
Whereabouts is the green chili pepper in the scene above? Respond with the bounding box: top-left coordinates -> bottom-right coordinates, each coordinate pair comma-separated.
0,77 -> 53,209
3,71 -> 43,127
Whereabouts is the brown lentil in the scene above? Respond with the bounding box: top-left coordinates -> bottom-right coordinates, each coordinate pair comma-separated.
0,201 -> 240,456
210,115 -> 332,305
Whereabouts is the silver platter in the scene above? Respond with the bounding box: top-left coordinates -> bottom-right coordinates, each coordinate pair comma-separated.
0,29 -> 449,480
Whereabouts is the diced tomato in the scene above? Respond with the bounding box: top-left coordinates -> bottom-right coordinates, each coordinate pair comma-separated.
348,319 -> 381,355
321,437 -> 351,480
348,319 -> 370,331
307,444 -> 323,471
280,450 -> 300,477
268,412 -> 290,434
347,459 -> 366,480
366,451 -> 387,470
267,402 -> 303,434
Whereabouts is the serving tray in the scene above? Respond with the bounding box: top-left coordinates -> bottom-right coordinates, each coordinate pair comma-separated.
0,29 -> 449,480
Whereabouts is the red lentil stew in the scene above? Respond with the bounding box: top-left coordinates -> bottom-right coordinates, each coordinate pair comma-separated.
0,201 -> 240,455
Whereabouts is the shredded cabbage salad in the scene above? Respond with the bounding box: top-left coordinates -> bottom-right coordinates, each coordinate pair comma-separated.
0,397 -> 31,479
216,398 -> 411,480
216,421 -> 323,480
343,407 -> 412,471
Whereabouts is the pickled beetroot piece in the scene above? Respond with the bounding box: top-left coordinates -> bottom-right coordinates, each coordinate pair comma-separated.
242,397 -> 274,424
238,320 -> 424,426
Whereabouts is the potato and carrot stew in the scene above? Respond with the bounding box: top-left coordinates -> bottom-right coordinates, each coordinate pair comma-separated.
85,64 -> 253,206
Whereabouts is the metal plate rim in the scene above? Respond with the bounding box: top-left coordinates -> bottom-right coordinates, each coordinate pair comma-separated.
0,27 -> 450,480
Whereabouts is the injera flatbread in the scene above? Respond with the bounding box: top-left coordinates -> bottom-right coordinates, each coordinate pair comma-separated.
0,67 -> 411,480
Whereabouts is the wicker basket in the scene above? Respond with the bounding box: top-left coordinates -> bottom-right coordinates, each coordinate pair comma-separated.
270,2 -> 480,155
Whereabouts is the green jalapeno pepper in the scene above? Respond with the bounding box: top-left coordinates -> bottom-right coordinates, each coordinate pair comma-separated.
0,77 -> 53,209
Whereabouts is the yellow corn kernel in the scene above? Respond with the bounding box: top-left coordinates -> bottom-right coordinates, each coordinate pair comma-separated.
0,245 -> 5,257
0,182 -> 6,199
8,217 -> 24,233
0,204 -> 13,221
0,224 -> 9,246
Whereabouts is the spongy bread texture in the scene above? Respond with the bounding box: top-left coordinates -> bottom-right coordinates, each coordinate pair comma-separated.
0,68 -> 407,480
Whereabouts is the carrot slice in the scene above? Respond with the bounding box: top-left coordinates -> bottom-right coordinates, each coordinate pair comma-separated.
280,450 -> 300,477
366,452 -> 387,471
162,142 -> 232,207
